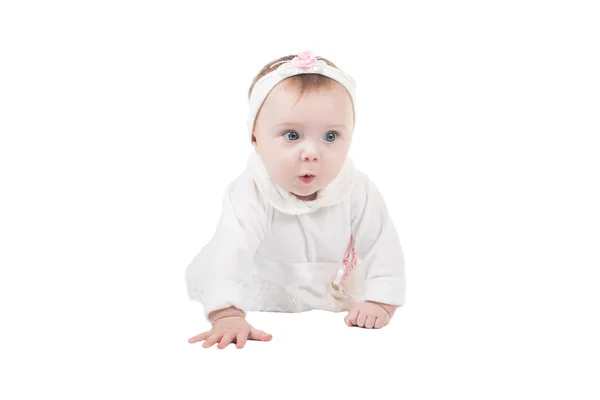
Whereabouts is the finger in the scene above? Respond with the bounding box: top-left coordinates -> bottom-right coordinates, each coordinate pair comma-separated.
236,332 -> 249,349
381,315 -> 390,328
217,332 -> 237,349
379,315 -> 392,328
344,315 -> 353,327
188,331 -> 210,343
202,333 -> 222,348
365,315 -> 376,329
249,329 -> 272,341
374,317 -> 384,329
356,311 -> 367,327
346,308 -> 359,325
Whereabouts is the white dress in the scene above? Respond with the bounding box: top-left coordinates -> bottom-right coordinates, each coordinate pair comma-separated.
185,154 -> 406,319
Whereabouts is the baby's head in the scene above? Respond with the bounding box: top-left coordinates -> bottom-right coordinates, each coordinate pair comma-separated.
247,51 -> 356,201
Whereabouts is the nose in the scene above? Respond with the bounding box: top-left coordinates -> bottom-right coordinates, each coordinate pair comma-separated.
301,142 -> 319,162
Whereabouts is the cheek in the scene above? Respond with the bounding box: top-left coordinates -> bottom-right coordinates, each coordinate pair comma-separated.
262,145 -> 296,177
321,145 -> 349,175
272,144 -> 298,163
324,144 -> 349,163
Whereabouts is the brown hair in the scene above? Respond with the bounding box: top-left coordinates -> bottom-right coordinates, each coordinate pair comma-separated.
247,54 -> 340,100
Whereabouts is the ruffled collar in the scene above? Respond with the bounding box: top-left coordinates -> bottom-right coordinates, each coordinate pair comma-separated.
248,153 -> 354,215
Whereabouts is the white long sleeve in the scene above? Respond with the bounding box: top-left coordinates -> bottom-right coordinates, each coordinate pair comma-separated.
351,172 -> 406,306
185,154 -> 406,316
185,169 -> 271,318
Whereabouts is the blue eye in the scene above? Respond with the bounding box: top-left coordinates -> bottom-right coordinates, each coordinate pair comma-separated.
283,131 -> 299,141
324,131 -> 338,142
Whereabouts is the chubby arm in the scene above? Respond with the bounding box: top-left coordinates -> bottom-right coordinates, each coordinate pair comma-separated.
185,173 -> 271,320
351,173 -> 406,313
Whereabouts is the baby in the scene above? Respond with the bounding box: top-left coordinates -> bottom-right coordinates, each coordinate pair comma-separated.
186,50 -> 406,349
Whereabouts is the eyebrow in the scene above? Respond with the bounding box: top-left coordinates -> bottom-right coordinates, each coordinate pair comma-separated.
275,122 -> 348,129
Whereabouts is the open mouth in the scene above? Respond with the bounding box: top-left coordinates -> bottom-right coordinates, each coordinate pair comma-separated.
299,174 -> 315,184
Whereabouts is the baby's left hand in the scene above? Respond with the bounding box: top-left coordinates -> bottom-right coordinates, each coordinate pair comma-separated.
344,301 -> 391,329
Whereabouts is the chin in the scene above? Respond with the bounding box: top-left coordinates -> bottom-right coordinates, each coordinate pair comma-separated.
291,187 -> 315,197
291,183 -> 321,198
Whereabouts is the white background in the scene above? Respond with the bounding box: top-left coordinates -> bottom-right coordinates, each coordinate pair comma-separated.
1,1 -> 599,399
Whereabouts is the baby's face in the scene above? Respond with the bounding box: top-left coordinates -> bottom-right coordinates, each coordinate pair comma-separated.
253,80 -> 354,200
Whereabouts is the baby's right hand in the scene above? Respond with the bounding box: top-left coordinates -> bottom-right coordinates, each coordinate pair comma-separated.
188,316 -> 272,349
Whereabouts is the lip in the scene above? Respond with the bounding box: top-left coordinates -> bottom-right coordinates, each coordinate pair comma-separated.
299,174 -> 315,184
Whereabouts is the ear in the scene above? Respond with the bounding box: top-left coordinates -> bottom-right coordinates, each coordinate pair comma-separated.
252,134 -> 258,151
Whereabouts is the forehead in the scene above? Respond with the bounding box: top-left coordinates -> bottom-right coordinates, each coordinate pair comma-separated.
260,79 -> 354,123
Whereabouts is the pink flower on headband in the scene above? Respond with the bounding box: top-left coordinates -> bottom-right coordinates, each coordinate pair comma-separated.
291,50 -> 317,70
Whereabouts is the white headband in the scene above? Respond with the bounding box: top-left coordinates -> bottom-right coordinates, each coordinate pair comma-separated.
247,50 -> 356,142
